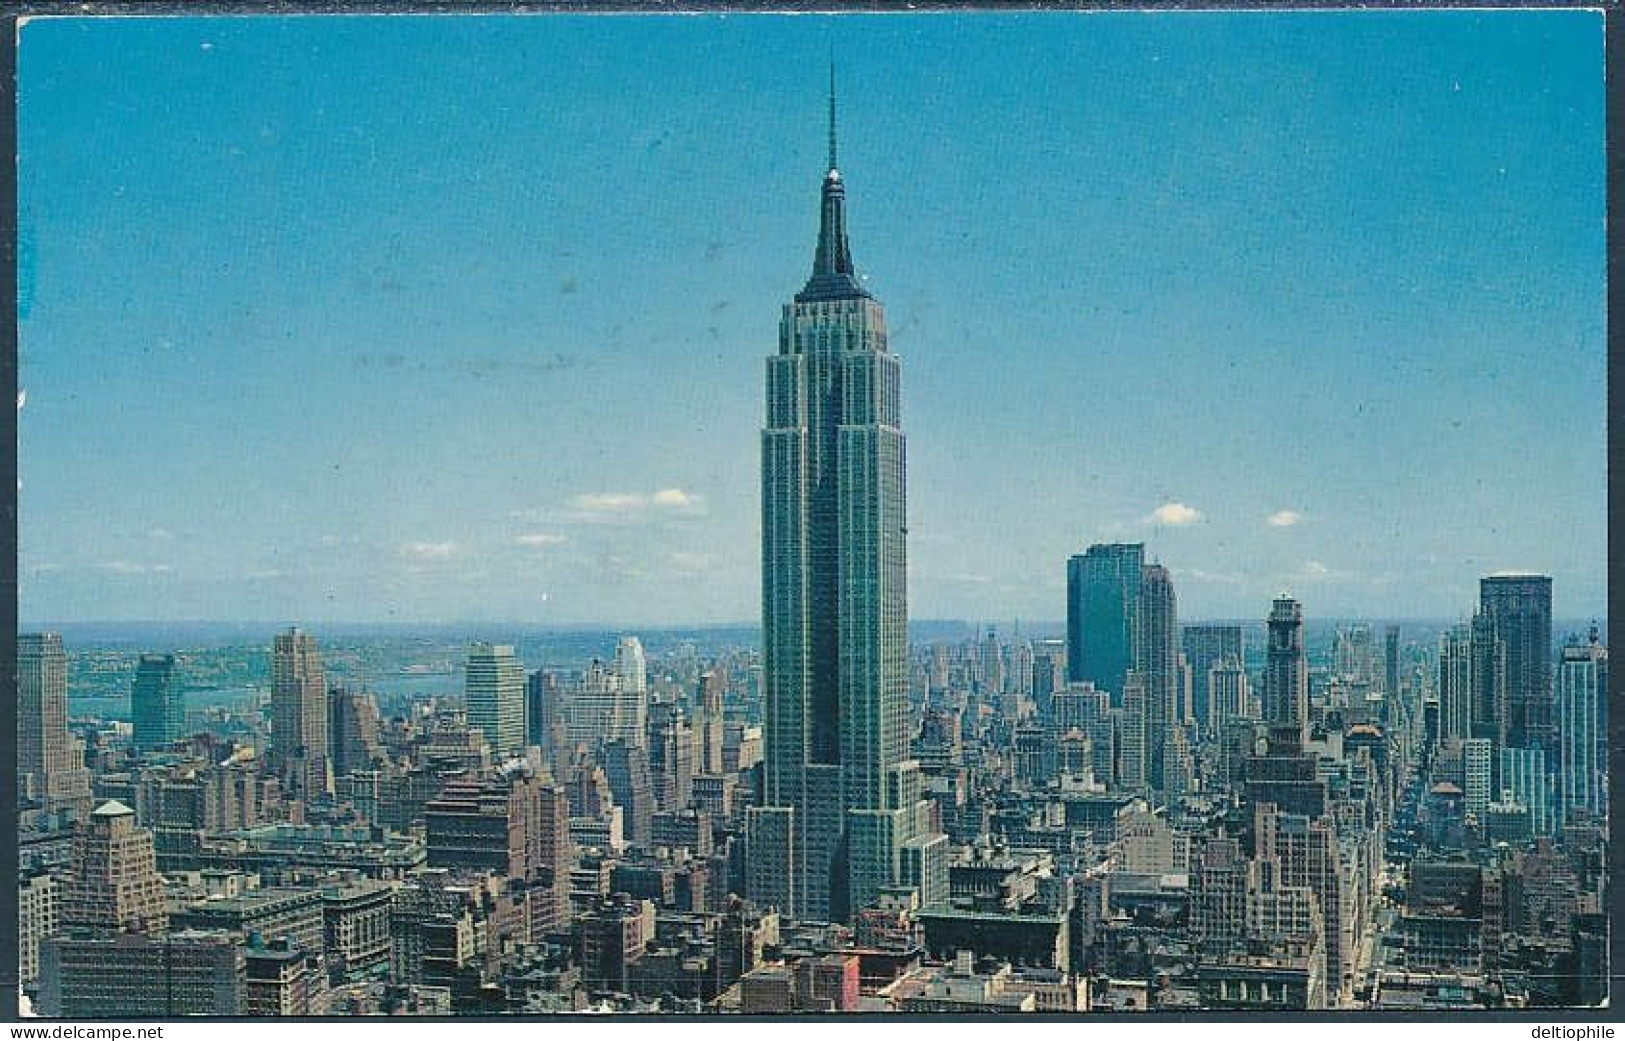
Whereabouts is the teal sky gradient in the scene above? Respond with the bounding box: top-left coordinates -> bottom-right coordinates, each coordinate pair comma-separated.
18,11 -> 1606,624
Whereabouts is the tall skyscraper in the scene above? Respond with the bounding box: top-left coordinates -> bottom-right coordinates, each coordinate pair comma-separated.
1557,630 -> 1606,825
614,635 -> 648,696
130,654 -> 183,754
980,628 -> 1005,696
527,670 -> 566,768
1182,624 -> 1244,735
1499,745 -> 1554,836
18,632 -> 92,814
1468,612 -> 1507,748
569,655 -> 648,749
270,628 -> 330,799
466,643 -> 527,758
1383,624 -> 1401,700
697,668 -> 727,776
1065,543 -> 1145,700
1207,657 -> 1254,731
1263,597 -> 1309,752
327,687 -> 383,778
603,737 -> 655,849
752,78 -> 943,922
614,635 -> 650,742
1139,564 -> 1179,792
1479,573 -> 1554,753
1437,624 -> 1473,744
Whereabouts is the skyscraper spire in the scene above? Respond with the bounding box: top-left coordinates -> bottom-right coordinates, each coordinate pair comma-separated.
800,63 -> 868,302
828,58 -> 838,173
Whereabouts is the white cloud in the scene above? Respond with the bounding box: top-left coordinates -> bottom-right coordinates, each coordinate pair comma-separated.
653,488 -> 699,508
1267,510 -> 1302,528
533,487 -> 709,523
571,492 -> 648,513
400,540 -> 458,560
514,533 -> 567,547
1146,502 -> 1203,526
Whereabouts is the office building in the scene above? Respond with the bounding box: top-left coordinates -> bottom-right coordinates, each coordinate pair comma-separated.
1468,612 -> 1507,748
751,79 -> 942,922
19,871 -> 59,987
1263,598 -> 1309,752
527,669 -> 565,766
1437,624 -> 1473,743
1479,574 -> 1554,752
18,632 -> 92,815
38,931 -> 246,1017
1140,563 -> 1179,791
62,800 -> 168,934
570,654 -> 649,749
1183,624 -> 1244,734
1065,543 -> 1145,699
1557,631 -> 1607,825
327,687 -> 383,779
466,642 -> 527,758
130,653 -> 184,754
271,628 -> 330,799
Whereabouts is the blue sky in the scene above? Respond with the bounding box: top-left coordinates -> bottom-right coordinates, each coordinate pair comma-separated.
18,11 -> 1605,625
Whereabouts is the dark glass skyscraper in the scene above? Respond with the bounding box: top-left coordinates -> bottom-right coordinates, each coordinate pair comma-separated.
1140,563 -> 1179,791
751,80 -> 944,922
1065,543 -> 1145,701
130,654 -> 182,753
1480,573 -> 1554,753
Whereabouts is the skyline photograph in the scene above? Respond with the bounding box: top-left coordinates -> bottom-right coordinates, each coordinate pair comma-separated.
10,7 -> 1611,1023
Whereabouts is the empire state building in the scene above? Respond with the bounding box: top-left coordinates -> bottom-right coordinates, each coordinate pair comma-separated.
747,78 -> 947,923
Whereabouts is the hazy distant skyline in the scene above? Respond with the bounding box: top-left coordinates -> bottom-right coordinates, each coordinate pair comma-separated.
19,12 -> 1605,625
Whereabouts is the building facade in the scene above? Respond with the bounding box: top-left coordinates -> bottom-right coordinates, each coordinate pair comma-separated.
466,642 -> 527,759
1065,544 -> 1145,700
1479,574 -> 1553,754
751,86 -> 943,922
18,632 -> 92,815
271,628 -> 330,799
131,653 -> 184,754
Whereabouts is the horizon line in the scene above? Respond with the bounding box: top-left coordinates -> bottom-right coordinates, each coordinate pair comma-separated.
19,614 -> 1609,630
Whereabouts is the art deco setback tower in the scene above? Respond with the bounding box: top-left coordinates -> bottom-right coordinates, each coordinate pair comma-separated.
1264,597 -> 1309,752
752,80 -> 944,923
62,800 -> 169,935
18,632 -> 91,815
270,627 -> 330,800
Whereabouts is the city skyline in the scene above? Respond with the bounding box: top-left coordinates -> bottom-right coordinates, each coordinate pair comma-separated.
18,11 -> 1605,626
17,10 -> 1611,1020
